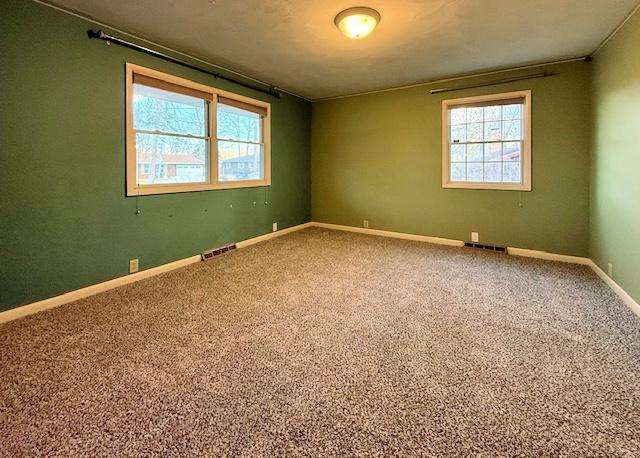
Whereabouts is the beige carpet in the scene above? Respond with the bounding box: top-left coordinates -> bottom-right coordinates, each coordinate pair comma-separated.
1,228 -> 639,456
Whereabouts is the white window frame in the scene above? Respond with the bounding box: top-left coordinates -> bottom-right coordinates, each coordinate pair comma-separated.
442,90 -> 532,191
126,63 -> 271,196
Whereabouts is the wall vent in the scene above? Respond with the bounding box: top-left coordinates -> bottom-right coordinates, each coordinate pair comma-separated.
464,242 -> 507,253
201,244 -> 237,261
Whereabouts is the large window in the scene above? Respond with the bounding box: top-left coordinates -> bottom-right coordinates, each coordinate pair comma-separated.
442,91 -> 531,191
126,64 -> 270,195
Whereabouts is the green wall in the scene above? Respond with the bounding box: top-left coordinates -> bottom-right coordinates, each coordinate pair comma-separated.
0,0 -> 311,311
312,61 -> 592,257
3,1 -> 637,313
590,8 -> 640,303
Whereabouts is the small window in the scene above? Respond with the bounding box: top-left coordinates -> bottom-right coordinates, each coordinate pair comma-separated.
218,101 -> 265,182
126,64 -> 271,196
442,91 -> 531,191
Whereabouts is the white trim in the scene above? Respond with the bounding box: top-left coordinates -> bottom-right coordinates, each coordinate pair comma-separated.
236,222 -> 314,248
4,221 -> 638,325
591,2 -> 640,57
588,260 -> 640,318
311,222 -> 465,247
315,223 -> 639,318
507,247 -> 639,317
0,255 -> 201,325
506,247 -> 591,265
126,63 -> 271,196
0,222 -> 312,325
442,90 -> 532,192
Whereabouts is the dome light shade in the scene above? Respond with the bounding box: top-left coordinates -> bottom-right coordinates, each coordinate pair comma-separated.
334,7 -> 381,39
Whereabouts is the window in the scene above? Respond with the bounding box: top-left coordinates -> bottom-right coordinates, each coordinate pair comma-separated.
126,64 -> 271,195
442,90 -> 531,191
218,101 -> 265,182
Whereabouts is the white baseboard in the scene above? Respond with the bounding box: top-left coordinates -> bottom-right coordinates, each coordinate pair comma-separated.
312,222 -> 590,264
312,222 -> 465,247
0,254 -> 202,325
312,222 -> 638,318
506,246 -> 639,317
236,222 -> 314,248
506,247 -> 591,265
588,260 -> 640,318
3,221 -> 638,324
0,222 -> 312,325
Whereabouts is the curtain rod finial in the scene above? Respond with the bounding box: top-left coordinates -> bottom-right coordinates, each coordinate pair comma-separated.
87,29 -> 103,39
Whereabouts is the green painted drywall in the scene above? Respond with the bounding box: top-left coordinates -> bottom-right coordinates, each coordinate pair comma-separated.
0,0 -> 311,311
312,61 -> 592,257
590,8 -> 640,303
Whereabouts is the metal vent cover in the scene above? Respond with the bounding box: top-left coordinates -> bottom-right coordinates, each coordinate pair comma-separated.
202,244 -> 237,261
464,242 -> 507,253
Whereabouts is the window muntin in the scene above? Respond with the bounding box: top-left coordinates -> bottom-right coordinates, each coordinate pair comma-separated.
442,91 -> 531,191
126,64 -> 271,196
133,83 -> 210,186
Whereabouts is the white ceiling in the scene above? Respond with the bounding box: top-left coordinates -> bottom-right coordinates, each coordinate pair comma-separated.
46,0 -> 639,100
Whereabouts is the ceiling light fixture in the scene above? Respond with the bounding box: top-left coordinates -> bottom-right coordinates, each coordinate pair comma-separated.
334,7 -> 381,39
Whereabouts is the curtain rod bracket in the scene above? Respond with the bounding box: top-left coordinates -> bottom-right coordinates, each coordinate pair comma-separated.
87,29 -> 281,99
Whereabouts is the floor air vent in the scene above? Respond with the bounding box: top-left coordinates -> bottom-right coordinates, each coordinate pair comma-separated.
202,244 -> 236,261
464,242 -> 507,253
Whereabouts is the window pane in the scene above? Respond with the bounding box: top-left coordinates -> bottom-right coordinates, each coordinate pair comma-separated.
450,108 -> 466,125
468,107 -> 483,123
445,97 -> 526,188
467,163 -> 483,181
451,163 -> 466,182
484,143 -> 502,161
503,142 -> 521,161
503,162 -> 521,183
450,125 -> 466,143
484,105 -> 501,121
133,84 -> 207,137
136,132 -> 207,185
484,163 -> 502,182
218,103 -> 261,142
467,144 -> 483,161
218,141 -> 263,182
451,144 -> 466,162
467,123 -> 483,142
503,120 -> 522,141
484,121 -> 502,141
503,104 -> 522,120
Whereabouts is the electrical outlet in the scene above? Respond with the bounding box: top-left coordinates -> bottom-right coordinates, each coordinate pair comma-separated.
363,220 -> 369,228
272,222 -> 278,232
608,263 -> 613,277
129,259 -> 139,274
471,232 -> 479,243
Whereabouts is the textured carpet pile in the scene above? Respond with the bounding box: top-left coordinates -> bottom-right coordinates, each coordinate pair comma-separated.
1,228 -> 639,456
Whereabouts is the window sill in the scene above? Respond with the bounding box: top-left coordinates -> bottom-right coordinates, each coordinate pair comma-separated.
127,179 -> 270,196
443,181 -> 531,191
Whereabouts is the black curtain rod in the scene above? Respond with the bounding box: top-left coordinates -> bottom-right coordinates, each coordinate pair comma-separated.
88,29 -> 281,98
429,72 -> 554,94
